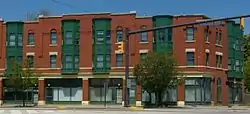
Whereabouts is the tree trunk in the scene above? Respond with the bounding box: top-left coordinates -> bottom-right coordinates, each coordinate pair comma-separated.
22,90 -> 25,107
157,91 -> 162,107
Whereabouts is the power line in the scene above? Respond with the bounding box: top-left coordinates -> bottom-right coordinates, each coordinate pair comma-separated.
49,0 -> 85,12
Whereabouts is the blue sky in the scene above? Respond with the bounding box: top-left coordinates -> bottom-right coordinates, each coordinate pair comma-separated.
0,0 -> 249,34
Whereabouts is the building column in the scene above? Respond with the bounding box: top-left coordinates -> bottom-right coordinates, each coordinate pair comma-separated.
211,77 -> 217,106
122,79 -> 125,106
177,81 -> 185,107
82,78 -> 89,105
0,78 -> 3,105
38,78 -> 45,106
221,77 -> 228,106
136,84 -> 142,106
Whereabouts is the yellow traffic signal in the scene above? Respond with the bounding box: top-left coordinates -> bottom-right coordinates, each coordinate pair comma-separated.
240,17 -> 244,29
117,42 -> 124,53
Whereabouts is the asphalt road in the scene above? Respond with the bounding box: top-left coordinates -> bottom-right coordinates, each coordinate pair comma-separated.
0,108 -> 249,114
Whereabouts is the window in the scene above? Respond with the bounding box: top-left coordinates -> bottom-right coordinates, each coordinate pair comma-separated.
116,54 -> 123,67
106,54 -> 111,68
65,55 -> 73,69
140,26 -> 148,42
216,55 -> 223,68
65,31 -> 73,45
216,55 -> 219,68
140,53 -> 147,62
205,53 -> 209,66
50,55 -> 57,68
50,30 -> 57,45
75,31 -> 80,45
235,60 -> 240,71
106,30 -> 111,44
74,55 -> 79,69
28,32 -> 34,45
9,34 -> 16,46
228,59 -> 233,70
96,30 -> 104,43
219,33 -> 222,45
186,27 -> 194,41
186,52 -> 194,65
159,30 -> 165,42
205,28 -> 209,42
219,56 -> 222,68
18,34 -> 23,46
96,55 -> 104,68
27,55 -> 34,68
116,27 -> 123,43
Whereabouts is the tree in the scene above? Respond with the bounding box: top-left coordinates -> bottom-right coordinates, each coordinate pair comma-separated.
134,52 -> 179,106
244,35 -> 250,92
244,57 -> 250,92
26,9 -> 52,21
4,59 -> 39,106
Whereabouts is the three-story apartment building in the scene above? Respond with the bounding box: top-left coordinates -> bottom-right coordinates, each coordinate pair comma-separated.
0,11 -> 244,106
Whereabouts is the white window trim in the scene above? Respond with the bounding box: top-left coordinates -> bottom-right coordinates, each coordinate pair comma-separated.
115,50 -> 124,54
185,48 -> 195,52
26,52 -> 35,56
139,49 -> 148,54
205,49 -> 210,53
49,52 -> 58,55
215,52 -> 223,56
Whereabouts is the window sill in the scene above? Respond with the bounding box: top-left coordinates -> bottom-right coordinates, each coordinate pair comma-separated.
185,65 -> 196,68
216,67 -> 223,70
26,45 -> 35,47
205,41 -> 210,44
140,42 -> 149,44
185,40 -> 196,43
49,44 -> 57,47
115,42 -> 122,45
215,44 -> 223,47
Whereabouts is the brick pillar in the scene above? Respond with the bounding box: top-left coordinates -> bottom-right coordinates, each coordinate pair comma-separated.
122,79 -> 125,106
221,77 -> 228,106
211,78 -> 217,106
82,78 -> 89,105
177,82 -> 185,107
38,78 -> 45,106
136,84 -> 142,106
0,78 -> 3,105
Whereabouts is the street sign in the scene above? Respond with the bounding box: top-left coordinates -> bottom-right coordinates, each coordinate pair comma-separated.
196,19 -> 226,26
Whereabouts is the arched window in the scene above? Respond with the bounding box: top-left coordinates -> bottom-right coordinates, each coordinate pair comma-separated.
50,29 -> 57,45
140,25 -> 148,42
116,26 -> 123,43
217,78 -> 222,103
28,30 -> 34,45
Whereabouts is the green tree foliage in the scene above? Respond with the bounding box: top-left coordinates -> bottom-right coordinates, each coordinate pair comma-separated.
134,53 -> 179,106
4,59 -> 39,106
244,57 -> 250,92
244,35 -> 250,92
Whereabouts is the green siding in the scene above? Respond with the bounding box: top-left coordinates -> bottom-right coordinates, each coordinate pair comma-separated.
92,18 -> 111,74
61,20 -> 80,74
6,22 -> 24,72
227,21 -> 244,79
152,15 -> 173,53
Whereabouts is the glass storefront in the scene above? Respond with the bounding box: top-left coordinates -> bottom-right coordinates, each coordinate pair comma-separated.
185,78 -> 211,105
89,78 -> 123,104
45,79 -> 82,104
228,79 -> 242,104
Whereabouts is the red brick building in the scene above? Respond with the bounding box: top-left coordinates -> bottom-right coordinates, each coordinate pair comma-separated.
0,11 -> 244,106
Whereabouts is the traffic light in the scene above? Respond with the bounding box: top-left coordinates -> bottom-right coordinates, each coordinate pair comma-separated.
117,41 -> 124,53
240,17 -> 244,29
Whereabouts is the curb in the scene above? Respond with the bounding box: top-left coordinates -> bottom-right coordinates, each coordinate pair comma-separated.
127,107 -> 144,111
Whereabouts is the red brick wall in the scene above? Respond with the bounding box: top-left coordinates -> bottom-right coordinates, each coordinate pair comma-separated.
0,22 -> 5,74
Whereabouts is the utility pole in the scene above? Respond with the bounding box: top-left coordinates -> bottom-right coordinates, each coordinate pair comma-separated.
124,28 -> 130,107
120,14 -> 250,107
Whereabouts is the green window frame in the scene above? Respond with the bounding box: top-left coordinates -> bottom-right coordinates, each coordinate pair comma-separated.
9,33 -> 16,46
186,27 -> 194,41
186,52 -> 195,66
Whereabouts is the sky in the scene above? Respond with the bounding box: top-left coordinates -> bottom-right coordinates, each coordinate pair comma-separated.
0,0 -> 250,34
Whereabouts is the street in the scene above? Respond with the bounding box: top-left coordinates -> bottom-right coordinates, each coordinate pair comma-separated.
0,108 -> 249,114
